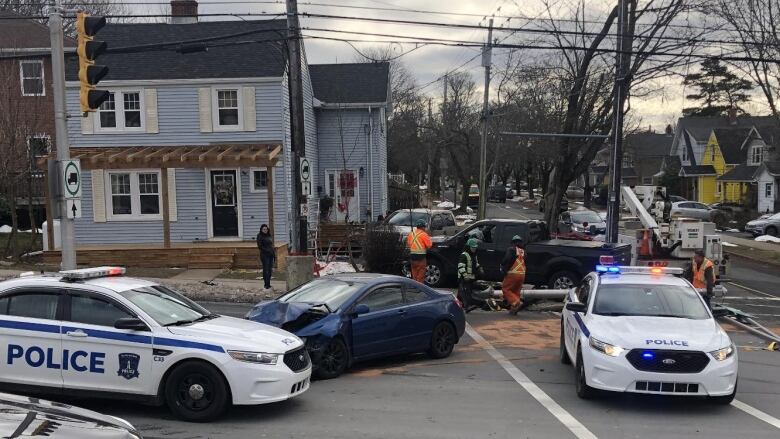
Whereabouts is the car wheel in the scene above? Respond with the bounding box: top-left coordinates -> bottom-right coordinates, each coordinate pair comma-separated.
315,338 -> 349,380
164,361 -> 229,422
766,226 -> 778,237
708,381 -> 737,405
429,321 -> 456,359
560,322 -> 571,365
549,270 -> 580,290
425,260 -> 444,287
575,349 -> 596,399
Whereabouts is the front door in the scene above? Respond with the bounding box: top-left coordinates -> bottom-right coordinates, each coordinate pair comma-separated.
325,170 -> 360,223
350,285 -> 406,359
210,170 -> 239,237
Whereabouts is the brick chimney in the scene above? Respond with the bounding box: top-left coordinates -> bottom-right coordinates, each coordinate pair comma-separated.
171,0 -> 198,24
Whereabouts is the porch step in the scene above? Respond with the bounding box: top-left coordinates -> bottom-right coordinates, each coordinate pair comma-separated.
187,248 -> 235,269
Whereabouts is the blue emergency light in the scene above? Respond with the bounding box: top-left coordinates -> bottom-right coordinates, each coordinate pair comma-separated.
596,265 -> 621,273
642,351 -> 654,360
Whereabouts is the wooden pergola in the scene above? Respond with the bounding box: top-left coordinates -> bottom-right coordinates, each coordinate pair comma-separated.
39,144 -> 282,249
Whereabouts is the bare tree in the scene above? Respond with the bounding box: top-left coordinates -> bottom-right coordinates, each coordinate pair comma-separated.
1,0 -> 131,33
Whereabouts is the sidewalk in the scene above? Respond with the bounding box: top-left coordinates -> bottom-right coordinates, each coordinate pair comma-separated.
721,235 -> 780,267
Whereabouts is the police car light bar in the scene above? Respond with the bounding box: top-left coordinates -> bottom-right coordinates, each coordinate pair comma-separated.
595,265 -> 683,276
60,266 -> 126,280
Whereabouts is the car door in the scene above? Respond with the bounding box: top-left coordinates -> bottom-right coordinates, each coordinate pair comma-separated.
497,223 -> 531,279
693,203 -> 711,220
61,289 -> 154,395
468,223 -> 501,280
399,285 -> 436,351
0,288 -> 64,389
564,276 -> 593,357
350,285 -> 406,359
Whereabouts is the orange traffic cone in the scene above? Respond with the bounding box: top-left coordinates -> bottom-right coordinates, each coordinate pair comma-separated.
639,230 -> 651,258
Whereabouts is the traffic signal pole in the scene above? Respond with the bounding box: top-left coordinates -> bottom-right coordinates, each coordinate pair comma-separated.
49,4 -> 76,269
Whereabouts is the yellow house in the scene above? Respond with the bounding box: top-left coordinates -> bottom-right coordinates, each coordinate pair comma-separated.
700,128 -> 756,204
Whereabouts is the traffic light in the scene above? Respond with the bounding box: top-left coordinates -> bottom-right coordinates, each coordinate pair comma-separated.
76,12 -> 110,114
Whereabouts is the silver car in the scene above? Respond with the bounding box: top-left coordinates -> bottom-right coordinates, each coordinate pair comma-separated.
670,201 -> 714,221
745,212 -> 780,237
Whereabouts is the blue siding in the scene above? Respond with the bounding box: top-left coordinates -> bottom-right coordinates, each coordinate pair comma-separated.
241,165 -> 288,243
171,169 -> 208,242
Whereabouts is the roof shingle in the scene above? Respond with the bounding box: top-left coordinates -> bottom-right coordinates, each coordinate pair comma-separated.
717,164 -> 759,182
309,63 -> 390,104
680,165 -> 716,176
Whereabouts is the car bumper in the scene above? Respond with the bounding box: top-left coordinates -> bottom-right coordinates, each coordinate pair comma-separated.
583,346 -> 737,396
225,357 -> 312,405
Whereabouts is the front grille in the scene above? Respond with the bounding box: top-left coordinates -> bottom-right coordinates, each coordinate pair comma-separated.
283,347 -> 311,372
626,349 -> 709,373
635,381 -> 699,393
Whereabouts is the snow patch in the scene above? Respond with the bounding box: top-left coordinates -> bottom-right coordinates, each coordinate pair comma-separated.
315,261 -> 357,276
0,226 -> 34,233
755,235 -> 780,243
722,242 -> 738,247
436,201 -> 456,209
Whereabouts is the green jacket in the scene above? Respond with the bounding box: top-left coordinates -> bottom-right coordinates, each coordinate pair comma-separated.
458,251 -> 480,280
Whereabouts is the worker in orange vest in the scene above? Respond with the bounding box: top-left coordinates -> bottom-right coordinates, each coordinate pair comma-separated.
685,248 -> 715,308
501,235 -> 526,315
407,219 -> 433,284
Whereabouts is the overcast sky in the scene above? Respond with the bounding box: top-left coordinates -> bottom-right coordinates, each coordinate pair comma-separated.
130,0 -> 768,131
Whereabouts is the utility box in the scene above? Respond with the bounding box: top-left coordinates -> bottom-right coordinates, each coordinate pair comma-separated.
705,235 -> 728,277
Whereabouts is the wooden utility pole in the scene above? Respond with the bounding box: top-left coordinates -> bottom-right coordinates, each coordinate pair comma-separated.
477,19 -> 493,221
286,0 -> 307,252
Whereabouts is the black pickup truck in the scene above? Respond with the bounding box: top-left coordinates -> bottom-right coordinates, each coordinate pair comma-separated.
424,219 -> 632,288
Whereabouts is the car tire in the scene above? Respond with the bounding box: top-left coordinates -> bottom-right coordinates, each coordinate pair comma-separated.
429,321 -> 456,359
575,349 -> 596,399
548,270 -> 580,290
425,259 -> 445,288
164,361 -> 229,422
708,381 -> 737,405
560,322 -> 571,365
315,338 -> 349,380
766,226 -> 778,237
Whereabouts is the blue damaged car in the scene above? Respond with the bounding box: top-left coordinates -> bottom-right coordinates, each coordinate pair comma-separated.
246,273 -> 466,379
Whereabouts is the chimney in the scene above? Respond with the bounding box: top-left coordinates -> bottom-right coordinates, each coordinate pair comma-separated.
665,124 -> 673,136
728,107 -> 738,125
171,0 -> 198,24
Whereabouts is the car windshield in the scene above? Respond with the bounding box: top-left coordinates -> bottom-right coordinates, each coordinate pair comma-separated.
387,211 -> 430,226
770,212 -> 780,220
469,186 -> 479,194
592,284 -> 710,319
120,285 -> 211,326
571,211 -> 602,223
278,278 -> 363,311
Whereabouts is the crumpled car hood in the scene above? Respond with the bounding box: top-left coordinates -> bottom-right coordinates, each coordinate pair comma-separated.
247,301 -> 325,327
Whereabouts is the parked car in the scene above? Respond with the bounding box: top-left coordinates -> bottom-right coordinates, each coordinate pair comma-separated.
745,212 -> 780,237
384,208 -> 457,236
468,184 -> 480,207
488,186 -> 507,203
668,195 -> 687,203
246,274 -> 466,379
0,392 -> 141,438
539,195 -> 569,212
424,219 -> 632,289
566,185 -> 585,199
670,201 -> 715,221
560,209 -> 607,235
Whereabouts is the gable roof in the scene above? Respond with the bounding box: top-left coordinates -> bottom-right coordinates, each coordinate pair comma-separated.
309,62 -> 390,104
717,164 -> 759,182
712,128 -> 752,164
679,165 -> 716,176
625,132 -> 674,158
761,161 -> 780,176
65,19 -> 288,81
676,115 -> 777,141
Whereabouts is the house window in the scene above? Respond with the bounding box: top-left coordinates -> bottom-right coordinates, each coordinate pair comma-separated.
767,183 -> 774,198
681,146 -> 688,163
751,146 -> 764,165
716,182 -> 722,196
107,170 -> 162,220
215,89 -> 240,128
711,147 -> 716,162
250,168 -> 272,192
20,60 -> 44,96
97,91 -> 144,132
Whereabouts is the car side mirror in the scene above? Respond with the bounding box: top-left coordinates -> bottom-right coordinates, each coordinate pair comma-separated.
565,302 -> 587,313
711,307 -> 729,318
353,304 -> 370,316
114,317 -> 149,331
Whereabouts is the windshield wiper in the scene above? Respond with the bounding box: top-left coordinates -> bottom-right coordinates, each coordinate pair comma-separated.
654,314 -> 691,319
163,314 -> 216,326
309,302 -> 333,313
595,312 -> 635,316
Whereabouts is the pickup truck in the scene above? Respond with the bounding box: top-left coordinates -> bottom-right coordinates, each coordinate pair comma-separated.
423,219 -> 632,288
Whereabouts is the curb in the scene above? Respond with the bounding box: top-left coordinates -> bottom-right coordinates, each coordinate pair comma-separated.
724,249 -> 780,269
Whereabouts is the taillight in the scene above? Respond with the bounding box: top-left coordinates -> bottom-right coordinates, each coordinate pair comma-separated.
454,297 -> 464,309
599,255 -> 614,265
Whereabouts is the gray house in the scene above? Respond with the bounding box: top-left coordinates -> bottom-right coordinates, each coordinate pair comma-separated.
51,10 -> 388,265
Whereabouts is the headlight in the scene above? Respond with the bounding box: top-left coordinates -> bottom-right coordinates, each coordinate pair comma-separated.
709,344 -> 735,361
589,337 -> 624,357
228,350 -> 279,365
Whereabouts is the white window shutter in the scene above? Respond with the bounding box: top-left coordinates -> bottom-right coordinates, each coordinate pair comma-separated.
92,170 -> 106,223
167,168 -> 178,222
81,112 -> 94,135
198,88 -> 212,133
242,86 -> 256,132
144,88 -> 159,133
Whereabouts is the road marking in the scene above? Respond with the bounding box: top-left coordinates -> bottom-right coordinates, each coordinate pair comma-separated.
727,282 -> 778,299
488,202 -> 532,220
732,400 -> 780,429
466,323 -> 598,439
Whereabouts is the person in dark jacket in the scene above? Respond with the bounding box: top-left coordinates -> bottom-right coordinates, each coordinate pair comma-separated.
457,238 -> 482,313
256,224 -> 275,290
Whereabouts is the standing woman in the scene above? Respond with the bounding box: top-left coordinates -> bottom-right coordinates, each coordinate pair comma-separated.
256,224 -> 275,291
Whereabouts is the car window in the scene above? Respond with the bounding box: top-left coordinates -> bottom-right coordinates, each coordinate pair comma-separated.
466,224 -> 495,243
279,278 -> 363,311
431,214 -> 445,230
577,277 -> 592,306
69,294 -> 134,327
443,214 -> 456,227
695,203 -> 709,210
592,284 -> 710,319
500,224 -> 526,245
560,212 -> 571,223
357,286 -> 404,312
3,292 -> 59,320
404,286 -> 430,304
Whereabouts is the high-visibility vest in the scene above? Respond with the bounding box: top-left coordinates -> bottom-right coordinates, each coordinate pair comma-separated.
508,249 -> 526,275
458,251 -> 478,280
407,229 -> 429,255
692,258 -> 714,289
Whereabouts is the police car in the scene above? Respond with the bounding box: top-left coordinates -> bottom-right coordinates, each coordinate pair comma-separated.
560,261 -> 738,404
0,267 -> 311,422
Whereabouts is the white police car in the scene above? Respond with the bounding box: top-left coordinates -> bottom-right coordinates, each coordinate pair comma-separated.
560,264 -> 738,404
0,267 -> 311,422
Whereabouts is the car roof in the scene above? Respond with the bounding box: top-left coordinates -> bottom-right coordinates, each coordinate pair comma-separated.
391,208 -> 450,214
0,273 -> 158,293
596,273 -> 690,287
322,273 -> 410,283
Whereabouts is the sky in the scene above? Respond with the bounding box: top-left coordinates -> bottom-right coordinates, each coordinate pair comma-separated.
127,0 -> 769,131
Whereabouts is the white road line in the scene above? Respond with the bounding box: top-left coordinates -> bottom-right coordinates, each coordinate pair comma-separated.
726,282 -> 778,299
489,202 -> 532,220
465,323 -> 598,439
732,400 -> 780,429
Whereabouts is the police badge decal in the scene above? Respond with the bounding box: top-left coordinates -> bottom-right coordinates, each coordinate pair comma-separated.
118,353 -> 141,380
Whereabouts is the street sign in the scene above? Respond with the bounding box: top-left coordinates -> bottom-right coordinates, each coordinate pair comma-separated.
61,159 -> 81,199
300,202 -> 309,217
300,157 -> 310,182
66,199 -> 82,219
302,180 -> 312,197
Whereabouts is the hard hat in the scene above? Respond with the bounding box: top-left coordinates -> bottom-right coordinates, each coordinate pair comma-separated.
416,219 -> 427,227
466,238 -> 478,248
511,235 -> 523,242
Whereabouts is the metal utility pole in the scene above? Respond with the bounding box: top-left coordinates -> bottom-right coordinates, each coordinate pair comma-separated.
477,19 -> 493,221
606,0 -> 632,243
49,3 -> 76,269
286,0 -> 307,253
